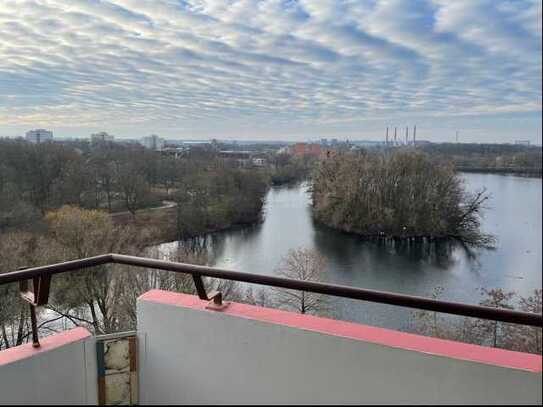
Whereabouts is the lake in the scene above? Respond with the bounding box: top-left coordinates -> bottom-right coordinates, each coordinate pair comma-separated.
157,173 -> 542,330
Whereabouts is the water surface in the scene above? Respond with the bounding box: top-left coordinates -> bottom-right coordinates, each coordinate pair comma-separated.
158,173 -> 542,329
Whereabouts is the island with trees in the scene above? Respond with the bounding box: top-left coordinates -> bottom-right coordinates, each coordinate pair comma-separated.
312,149 -> 494,246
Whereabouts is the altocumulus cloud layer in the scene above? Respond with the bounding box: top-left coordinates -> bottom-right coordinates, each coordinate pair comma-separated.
0,0 -> 541,141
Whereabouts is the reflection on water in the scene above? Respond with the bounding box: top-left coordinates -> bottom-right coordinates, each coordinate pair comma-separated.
157,173 -> 542,330
312,225 -> 467,270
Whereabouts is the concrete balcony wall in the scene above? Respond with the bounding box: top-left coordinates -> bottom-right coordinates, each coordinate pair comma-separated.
0,327 -> 97,405
137,290 -> 542,405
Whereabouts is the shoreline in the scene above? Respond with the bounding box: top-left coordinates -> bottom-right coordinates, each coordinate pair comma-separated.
311,217 -> 489,247
456,167 -> 541,178
112,203 -> 265,248
148,217 -> 265,248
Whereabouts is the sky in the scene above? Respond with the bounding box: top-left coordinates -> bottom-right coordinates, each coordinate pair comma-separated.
0,0 -> 541,143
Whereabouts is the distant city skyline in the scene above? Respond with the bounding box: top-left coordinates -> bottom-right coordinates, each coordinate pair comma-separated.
0,1 -> 541,144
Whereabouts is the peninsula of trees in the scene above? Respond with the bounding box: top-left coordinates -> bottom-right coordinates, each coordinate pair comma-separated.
0,138 -> 269,242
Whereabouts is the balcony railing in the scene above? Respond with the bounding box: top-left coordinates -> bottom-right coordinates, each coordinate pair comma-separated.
0,253 -> 541,346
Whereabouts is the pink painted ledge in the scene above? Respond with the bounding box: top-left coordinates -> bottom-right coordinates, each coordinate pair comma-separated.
139,289 -> 542,373
0,327 -> 91,366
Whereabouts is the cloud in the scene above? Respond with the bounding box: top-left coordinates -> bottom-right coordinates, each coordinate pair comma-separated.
0,0 -> 540,141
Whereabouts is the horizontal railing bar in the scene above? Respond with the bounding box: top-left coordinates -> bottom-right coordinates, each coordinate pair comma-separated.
0,253 -> 541,328
110,254 -> 541,327
0,254 -> 113,284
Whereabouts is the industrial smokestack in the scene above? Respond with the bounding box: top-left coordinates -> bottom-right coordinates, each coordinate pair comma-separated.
405,126 -> 409,145
386,127 -> 389,145
394,127 -> 397,145
413,125 -> 416,146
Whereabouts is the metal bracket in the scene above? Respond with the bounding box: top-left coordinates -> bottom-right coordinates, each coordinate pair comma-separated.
205,290 -> 229,311
191,274 -> 229,311
19,275 -> 51,306
19,271 -> 52,348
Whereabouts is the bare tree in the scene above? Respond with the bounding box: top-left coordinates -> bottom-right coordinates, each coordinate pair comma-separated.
115,161 -> 151,216
412,286 -> 542,355
473,288 -> 515,348
412,286 -> 445,338
500,289 -> 542,354
243,287 -> 274,308
0,232 -> 59,349
117,245 -> 206,327
44,206 -> 152,334
272,248 -> 330,315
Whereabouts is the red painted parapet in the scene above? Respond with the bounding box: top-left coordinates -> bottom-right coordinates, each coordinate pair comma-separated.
139,289 -> 542,373
0,327 -> 91,366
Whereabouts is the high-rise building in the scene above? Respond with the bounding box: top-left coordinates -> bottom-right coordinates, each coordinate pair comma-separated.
141,134 -> 165,151
25,129 -> 53,143
91,131 -> 115,144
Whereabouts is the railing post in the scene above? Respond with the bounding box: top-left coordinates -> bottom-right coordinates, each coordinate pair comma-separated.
18,267 -> 52,348
191,274 -> 209,300
28,304 -> 40,348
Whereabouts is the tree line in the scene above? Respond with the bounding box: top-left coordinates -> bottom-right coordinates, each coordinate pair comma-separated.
0,138 -> 268,346
268,153 -> 315,185
0,138 -> 268,240
419,142 -> 542,174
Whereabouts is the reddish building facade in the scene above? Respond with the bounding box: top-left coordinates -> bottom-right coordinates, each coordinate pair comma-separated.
290,143 -> 337,160
291,143 -> 322,157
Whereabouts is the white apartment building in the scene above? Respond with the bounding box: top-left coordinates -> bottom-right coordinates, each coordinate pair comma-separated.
25,129 -> 53,143
252,157 -> 266,167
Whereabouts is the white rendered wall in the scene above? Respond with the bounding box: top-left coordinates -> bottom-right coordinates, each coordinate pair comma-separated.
0,327 -> 97,405
137,291 -> 542,405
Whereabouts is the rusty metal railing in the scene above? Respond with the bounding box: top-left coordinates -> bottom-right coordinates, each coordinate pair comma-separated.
0,253 -> 541,346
